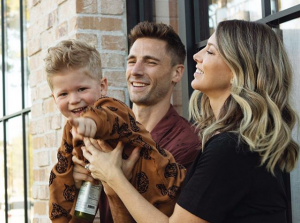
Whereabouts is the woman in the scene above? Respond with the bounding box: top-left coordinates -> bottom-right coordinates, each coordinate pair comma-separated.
80,20 -> 299,223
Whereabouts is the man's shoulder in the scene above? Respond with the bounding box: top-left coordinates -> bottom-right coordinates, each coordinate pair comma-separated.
167,109 -> 197,133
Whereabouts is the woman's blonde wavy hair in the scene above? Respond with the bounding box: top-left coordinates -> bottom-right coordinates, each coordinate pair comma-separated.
189,20 -> 299,174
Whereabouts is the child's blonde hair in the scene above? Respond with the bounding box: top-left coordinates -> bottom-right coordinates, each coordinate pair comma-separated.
44,39 -> 102,90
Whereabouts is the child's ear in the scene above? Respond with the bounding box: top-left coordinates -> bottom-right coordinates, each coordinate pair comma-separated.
51,93 -> 57,104
100,77 -> 108,96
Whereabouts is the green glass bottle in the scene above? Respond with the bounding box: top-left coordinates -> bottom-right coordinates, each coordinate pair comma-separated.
74,181 -> 102,221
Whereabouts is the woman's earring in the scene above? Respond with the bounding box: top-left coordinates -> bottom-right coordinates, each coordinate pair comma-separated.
230,79 -> 233,85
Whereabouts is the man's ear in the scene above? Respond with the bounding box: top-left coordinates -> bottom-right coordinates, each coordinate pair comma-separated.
172,64 -> 185,84
100,77 -> 108,96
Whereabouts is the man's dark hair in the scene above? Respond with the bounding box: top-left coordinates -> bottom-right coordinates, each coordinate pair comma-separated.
129,21 -> 186,66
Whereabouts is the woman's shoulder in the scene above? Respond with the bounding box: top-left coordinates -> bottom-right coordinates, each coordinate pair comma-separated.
204,132 -> 251,158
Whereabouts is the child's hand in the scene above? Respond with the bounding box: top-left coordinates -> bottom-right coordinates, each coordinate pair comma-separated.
69,117 -> 97,138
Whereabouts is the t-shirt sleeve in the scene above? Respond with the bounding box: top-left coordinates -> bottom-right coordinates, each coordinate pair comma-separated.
177,133 -> 257,223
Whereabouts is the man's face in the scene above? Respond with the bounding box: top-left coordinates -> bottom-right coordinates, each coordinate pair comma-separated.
51,68 -> 107,119
126,38 -> 178,106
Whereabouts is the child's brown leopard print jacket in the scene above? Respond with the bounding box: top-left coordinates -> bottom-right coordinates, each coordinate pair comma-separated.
49,96 -> 186,222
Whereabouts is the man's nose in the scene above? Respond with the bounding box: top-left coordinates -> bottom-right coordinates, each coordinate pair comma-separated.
131,61 -> 144,76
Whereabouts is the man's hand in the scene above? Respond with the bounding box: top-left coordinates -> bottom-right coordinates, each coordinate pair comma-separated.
69,117 -> 97,140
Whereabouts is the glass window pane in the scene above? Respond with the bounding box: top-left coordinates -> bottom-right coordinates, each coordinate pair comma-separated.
6,116 -> 25,223
152,0 -> 183,115
153,0 -> 179,32
0,122 -> 5,223
5,0 -> 22,115
209,0 -> 262,35
271,0 -> 300,13
278,18 -> 300,222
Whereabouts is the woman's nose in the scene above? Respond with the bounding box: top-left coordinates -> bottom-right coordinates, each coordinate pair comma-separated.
193,49 -> 204,63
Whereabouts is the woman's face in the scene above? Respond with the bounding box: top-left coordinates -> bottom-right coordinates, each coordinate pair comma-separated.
192,33 -> 232,100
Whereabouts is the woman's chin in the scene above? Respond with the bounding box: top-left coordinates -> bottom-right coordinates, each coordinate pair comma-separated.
191,80 -> 201,91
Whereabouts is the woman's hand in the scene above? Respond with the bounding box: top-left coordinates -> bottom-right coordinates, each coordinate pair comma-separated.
72,149 -> 98,189
82,138 -> 140,186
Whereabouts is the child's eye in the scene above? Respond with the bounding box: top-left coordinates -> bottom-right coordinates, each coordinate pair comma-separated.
78,88 -> 87,92
58,93 -> 67,97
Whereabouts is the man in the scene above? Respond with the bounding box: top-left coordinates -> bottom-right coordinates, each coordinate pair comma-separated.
100,21 -> 200,223
72,21 -> 201,223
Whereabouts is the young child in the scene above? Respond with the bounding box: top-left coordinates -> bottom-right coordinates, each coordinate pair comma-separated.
45,39 -> 186,222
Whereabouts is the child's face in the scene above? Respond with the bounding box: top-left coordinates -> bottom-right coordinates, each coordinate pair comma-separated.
51,68 -> 107,118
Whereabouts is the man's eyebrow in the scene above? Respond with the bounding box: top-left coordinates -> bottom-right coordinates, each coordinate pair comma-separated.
127,55 -> 136,60
127,55 -> 160,61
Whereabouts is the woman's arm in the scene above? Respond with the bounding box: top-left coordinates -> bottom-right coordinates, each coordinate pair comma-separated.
82,138 -> 208,223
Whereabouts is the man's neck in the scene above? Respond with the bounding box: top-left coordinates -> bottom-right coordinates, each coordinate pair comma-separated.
132,100 -> 171,132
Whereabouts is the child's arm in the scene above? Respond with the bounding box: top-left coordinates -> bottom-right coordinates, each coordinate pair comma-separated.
68,117 -> 97,139
49,122 -> 77,223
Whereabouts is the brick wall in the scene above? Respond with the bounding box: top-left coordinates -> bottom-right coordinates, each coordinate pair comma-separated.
27,0 -> 128,222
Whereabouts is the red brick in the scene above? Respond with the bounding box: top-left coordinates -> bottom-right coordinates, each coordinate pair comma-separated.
29,4 -> 42,24
41,29 -> 55,49
38,185 -> 49,199
29,120 -> 37,135
46,10 -> 58,30
32,136 -> 46,150
37,84 -> 52,100
100,0 -> 124,15
29,52 -> 43,71
28,38 -> 41,56
107,90 -> 125,102
34,201 -> 47,215
58,0 -> 76,22
101,53 -> 124,69
44,98 -> 56,114
69,16 -> 79,33
76,0 -> 98,13
31,103 -> 44,117
29,69 -> 43,88
77,16 -> 122,31
73,33 -> 98,47
36,118 -> 46,134
30,0 -> 40,8
104,70 -> 126,87
50,114 -> 62,130
101,35 -> 126,51
37,151 -> 50,167
44,132 -> 57,147
56,21 -> 68,39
